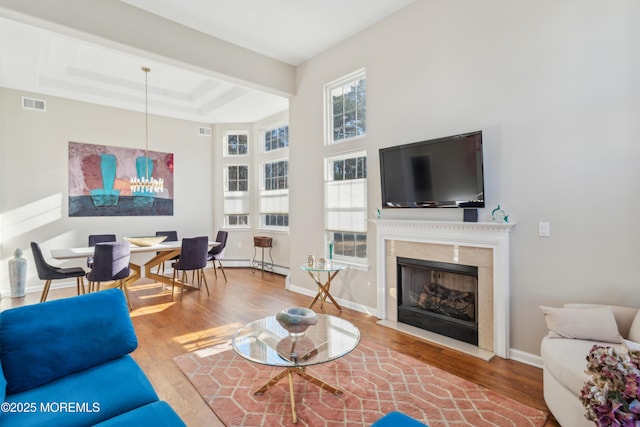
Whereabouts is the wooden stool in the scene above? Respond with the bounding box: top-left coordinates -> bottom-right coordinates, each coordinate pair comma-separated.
251,236 -> 274,277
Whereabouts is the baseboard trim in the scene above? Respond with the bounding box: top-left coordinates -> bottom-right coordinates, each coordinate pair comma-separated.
509,348 -> 543,368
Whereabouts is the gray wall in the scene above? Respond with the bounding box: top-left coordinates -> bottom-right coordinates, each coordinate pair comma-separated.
288,0 -> 640,357
0,88 -> 216,294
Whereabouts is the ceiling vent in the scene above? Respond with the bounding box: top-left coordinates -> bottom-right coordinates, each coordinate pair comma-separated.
198,126 -> 212,136
22,96 -> 46,112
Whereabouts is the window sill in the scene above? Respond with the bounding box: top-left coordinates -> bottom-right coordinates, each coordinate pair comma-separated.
332,259 -> 369,272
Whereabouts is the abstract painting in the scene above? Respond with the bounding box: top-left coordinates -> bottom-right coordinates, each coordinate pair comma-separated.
68,141 -> 174,216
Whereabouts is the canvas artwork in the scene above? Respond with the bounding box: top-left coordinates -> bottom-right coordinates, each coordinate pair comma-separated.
68,141 -> 174,216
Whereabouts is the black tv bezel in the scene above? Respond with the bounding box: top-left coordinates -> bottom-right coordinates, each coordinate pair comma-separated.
379,130 -> 485,209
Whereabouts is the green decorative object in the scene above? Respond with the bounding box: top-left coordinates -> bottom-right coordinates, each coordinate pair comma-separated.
491,205 -> 509,223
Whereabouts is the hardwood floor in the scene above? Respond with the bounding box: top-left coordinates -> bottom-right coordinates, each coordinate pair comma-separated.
2,268 -> 559,426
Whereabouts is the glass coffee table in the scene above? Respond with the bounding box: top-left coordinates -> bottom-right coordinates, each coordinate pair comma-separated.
232,314 -> 360,423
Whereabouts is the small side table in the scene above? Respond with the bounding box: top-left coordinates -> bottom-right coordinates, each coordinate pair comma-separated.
300,261 -> 347,313
251,236 -> 274,277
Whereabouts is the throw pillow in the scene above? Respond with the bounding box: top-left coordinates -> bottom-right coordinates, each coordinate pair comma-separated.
540,306 -> 623,343
628,311 -> 640,343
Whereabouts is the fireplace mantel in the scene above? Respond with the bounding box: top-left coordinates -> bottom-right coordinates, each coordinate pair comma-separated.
372,219 -> 515,359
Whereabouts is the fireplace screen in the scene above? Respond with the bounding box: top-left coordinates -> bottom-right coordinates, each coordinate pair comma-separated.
397,257 -> 478,345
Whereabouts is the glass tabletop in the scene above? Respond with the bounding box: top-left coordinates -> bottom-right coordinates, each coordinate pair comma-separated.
232,314 -> 360,367
299,261 -> 348,273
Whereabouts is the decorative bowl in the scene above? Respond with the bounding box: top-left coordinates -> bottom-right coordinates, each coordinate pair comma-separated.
123,236 -> 167,247
276,307 -> 318,335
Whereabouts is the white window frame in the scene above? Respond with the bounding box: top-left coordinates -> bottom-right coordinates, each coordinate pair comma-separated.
324,150 -> 368,265
223,130 -> 249,157
324,68 -> 367,145
262,122 -> 289,153
259,158 -> 289,230
223,164 -> 250,228
224,214 -> 249,228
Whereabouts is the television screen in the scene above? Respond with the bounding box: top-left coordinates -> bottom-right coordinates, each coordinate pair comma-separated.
379,131 -> 484,208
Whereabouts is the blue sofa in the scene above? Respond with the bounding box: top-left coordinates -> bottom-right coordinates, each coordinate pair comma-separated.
0,289 -> 185,426
372,411 -> 428,426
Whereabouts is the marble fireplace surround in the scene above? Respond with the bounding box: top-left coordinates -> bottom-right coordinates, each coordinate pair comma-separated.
373,219 -> 514,360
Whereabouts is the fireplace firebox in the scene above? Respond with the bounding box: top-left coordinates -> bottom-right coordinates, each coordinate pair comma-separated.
397,257 -> 478,345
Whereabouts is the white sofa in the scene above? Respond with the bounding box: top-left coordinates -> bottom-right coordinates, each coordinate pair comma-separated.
540,303 -> 640,427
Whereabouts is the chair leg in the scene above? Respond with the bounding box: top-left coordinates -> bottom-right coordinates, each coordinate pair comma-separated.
171,270 -> 177,300
120,279 -> 133,311
200,269 -> 210,296
76,277 -> 86,295
40,280 -> 52,303
180,271 -> 187,301
212,260 -> 218,279
217,260 -> 227,282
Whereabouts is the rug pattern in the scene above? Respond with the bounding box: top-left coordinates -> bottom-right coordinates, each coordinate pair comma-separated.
174,339 -> 548,426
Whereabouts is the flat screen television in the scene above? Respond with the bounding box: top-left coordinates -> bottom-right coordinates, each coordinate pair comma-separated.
379,131 -> 484,209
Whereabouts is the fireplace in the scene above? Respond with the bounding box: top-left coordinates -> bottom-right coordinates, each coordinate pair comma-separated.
397,257 -> 478,345
373,219 -> 514,359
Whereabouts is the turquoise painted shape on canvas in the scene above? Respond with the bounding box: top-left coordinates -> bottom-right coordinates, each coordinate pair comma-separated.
89,154 -> 120,206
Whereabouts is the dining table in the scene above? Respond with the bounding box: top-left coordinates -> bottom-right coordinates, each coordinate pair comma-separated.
50,240 -> 220,286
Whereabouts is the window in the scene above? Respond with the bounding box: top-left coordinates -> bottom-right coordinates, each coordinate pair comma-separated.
264,160 -> 288,190
224,165 -> 249,228
260,159 -> 289,229
264,124 -> 289,152
325,69 -> 366,145
325,151 -> 367,263
227,165 -> 248,191
224,131 -> 248,156
226,214 -> 248,227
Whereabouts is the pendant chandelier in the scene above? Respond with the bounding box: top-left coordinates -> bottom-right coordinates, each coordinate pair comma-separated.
130,66 -> 164,194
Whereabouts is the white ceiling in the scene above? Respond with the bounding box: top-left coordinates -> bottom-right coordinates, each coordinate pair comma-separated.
0,0 -> 414,124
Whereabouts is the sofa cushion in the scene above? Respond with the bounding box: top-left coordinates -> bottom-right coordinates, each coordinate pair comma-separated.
93,401 -> 186,427
1,355 -> 158,426
540,306 -> 622,343
541,336 -> 624,398
0,289 -> 137,394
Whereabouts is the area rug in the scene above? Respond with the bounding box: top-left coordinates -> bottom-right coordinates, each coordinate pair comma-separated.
173,339 -> 548,427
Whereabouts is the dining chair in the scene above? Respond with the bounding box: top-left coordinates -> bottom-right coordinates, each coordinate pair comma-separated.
86,241 -> 133,310
171,236 -> 210,301
155,230 -> 178,276
207,230 -> 228,282
87,234 -> 117,268
31,242 -> 87,303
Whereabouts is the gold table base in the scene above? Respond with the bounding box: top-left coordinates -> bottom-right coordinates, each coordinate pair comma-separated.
307,270 -> 343,313
254,366 -> 342,424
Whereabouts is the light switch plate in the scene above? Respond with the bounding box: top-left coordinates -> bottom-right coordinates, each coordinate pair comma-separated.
539,222 -> 550,237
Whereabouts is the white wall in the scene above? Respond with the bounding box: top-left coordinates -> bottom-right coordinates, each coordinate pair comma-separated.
0,88 -> 216,295
289,0 -> 640,355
